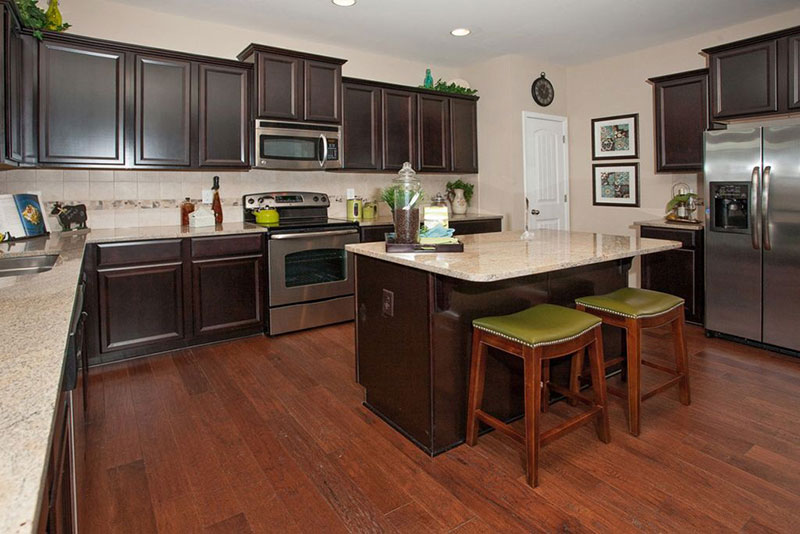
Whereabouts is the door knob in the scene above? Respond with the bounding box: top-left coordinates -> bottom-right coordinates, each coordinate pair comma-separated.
530,209 -> 540,215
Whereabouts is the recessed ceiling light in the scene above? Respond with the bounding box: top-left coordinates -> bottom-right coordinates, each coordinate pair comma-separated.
332,0 -> 356,6
450,28 -> 471,37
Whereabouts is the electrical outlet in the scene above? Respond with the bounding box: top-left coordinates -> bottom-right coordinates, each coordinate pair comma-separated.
382,289 -> 394,317
201,189 -> 213,204
346,188 -> 356,199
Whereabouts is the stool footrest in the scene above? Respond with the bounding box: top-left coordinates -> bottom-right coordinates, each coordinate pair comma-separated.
475,410 -> 525,444
603,356 -> 626,369
548,383 -> 594,407
608,385 -> 627,398
641,359 -> 679,375
540,407 -> 603,446
642,375 -> 684,401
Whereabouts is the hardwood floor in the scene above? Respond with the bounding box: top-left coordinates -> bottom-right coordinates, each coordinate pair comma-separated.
79,323 -> 800,533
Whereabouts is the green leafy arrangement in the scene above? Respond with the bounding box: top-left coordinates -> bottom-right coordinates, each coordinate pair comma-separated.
419,78 -> 478,96
381,185 -> 425,211
666,192 -> 697,212
15,0 -> 71,40
446,179 -> 475,204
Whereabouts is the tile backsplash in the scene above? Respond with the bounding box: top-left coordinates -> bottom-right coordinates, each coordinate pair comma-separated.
0,169 -> 474,230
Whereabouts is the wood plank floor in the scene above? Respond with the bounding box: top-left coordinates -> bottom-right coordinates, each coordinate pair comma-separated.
80,323 -> 800,533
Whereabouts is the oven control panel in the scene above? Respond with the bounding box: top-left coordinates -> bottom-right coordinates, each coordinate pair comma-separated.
243,191 -> 330,210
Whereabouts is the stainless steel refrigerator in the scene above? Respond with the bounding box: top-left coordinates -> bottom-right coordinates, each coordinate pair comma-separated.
704,121 -> 800,353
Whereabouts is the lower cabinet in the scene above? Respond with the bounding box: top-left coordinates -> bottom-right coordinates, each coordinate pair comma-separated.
640,225 -> 704,324
359,217 -> 502,243
86,234 -> 265,364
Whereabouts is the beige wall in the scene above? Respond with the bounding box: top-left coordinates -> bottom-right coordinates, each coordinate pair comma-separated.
62,0 -> 461,86
461,55 -> 567,229
565,7 -> 800,237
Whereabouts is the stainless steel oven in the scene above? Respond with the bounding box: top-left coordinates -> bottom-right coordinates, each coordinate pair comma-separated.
255,120 -> 341,170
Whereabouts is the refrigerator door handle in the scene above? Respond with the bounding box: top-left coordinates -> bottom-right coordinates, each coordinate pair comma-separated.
762,165 -> 772,251
750,166 -> 760,250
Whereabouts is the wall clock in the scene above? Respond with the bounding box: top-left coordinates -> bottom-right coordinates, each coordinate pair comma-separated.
531,72 -> 554,107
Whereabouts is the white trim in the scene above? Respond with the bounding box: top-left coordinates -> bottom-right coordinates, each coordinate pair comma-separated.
521,111 -> 571,231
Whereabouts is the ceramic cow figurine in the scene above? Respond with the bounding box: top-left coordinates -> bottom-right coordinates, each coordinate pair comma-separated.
51,202 -> 88,231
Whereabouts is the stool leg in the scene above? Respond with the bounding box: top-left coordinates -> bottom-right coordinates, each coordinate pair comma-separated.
625,320 -> 642,437
523,347 -> 542,487
541,360 -> 550,412
466,330 -> 488,446
588,327 -> 610,443
672,313 -> 691,406
568,350 -> 583,406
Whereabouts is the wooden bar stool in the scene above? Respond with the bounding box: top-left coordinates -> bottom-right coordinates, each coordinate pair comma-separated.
465,304 -> 611,487
575,288 -> 690,437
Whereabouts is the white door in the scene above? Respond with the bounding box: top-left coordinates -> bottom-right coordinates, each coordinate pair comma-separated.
522,112 -> 569,231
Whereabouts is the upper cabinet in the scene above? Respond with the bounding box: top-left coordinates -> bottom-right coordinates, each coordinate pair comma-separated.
238,44 -> 346,124
648,69 -> 711,173
2,2 -> 37,167
704,26 -> 800,120
341,77 -> 479,173
35,32 -> 252,169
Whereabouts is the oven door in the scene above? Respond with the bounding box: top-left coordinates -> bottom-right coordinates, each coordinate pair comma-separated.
268,229 -> 359,307
256,125 -> 340,170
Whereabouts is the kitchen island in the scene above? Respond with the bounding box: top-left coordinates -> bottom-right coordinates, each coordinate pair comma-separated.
346,229 -> 680,455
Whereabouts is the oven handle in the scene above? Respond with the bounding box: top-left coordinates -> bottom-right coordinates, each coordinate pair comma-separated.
271,229 -> 359,240
319,134 -> 328,168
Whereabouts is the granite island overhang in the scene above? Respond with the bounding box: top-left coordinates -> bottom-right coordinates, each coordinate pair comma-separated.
345,230 -> 681,455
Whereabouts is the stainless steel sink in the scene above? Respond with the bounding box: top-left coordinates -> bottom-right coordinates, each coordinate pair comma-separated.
0,254 -> 59,278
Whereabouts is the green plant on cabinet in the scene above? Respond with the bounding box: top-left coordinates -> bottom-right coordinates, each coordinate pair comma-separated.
15,0 -> 71,39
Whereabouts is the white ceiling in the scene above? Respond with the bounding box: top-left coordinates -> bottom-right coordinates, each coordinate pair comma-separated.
113,0 -> 798,66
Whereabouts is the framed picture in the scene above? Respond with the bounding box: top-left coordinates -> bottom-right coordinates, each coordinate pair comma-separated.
592,163 -> 640,207
591,113 -> 638,159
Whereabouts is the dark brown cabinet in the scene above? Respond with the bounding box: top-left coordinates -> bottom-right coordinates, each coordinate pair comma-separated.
649,69 -> 710,173
198,63 -> 250,167
45,390 -> 75,534
704,25 -> 800,120
3,5 -> 22,164
382,89 -> 416,170
238,44 -> 346,123
640,225 -> 704,325
359,217 -> 502,243
417,93 -> 449,172
449,97 -> 478,173
135,55 -> 192,166
342,82 -> 382,169
38,40 -> 126,165
191,235 -> 264,335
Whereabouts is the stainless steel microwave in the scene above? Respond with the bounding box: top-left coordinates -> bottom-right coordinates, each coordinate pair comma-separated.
254,120 -> 341,170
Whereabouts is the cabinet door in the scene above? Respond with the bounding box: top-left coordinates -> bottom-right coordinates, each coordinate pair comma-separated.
654,72 -> 708,172
97,262 -> 185,352
342,83 -> 381,169
789,34 -> 800,110
256,52 -> 302,120
198,63 -> 250,167
134,55 -> 192,166
417,94 -> 449,172
192,255 -> 263,335
381,89 -> 415,170
4,12 -> 23,163
710,40 -> 778,119
39,41 -> 126,165
304,60 -> 341,123
450,98 -> 478,173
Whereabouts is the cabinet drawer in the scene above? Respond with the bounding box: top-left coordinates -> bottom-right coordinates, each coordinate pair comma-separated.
96,239 -> 182,267
191,234 -> 263,258
640,226 -> 697,249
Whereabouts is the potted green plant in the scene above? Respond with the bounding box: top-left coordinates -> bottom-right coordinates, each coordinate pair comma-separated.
446,179 -> 475,215
666,192 -> 698,220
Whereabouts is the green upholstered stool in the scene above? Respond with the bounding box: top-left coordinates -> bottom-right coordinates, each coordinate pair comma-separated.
465,304 -> 611,488
575,288 -> 690,437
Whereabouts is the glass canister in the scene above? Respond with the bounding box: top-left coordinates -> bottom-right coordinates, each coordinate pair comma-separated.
393,162 -> 422,244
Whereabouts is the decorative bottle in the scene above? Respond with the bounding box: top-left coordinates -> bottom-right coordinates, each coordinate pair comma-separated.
180,198 -> 195,226
424,68 -> 434,89
211,175 -> 223,224
45,0 -> 63,31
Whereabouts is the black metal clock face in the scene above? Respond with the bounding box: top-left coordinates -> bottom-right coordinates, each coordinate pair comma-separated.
531,72 -> 554,107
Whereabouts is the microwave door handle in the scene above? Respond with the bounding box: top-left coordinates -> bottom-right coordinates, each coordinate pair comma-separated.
762,165 -> 772,251
750,166 -> 760,250
319,134 -> 328,168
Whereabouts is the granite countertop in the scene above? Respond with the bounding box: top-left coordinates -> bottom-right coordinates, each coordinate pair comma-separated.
357,211 -> 503,227
0,222 -> 268,534
346,229 -> 681,282
634,218 -> 704,231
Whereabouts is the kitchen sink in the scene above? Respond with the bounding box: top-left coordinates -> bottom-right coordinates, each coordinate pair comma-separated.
0,254 -> 59,278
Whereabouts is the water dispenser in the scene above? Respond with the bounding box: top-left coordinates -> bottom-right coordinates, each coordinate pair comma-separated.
710,182 -> 749,233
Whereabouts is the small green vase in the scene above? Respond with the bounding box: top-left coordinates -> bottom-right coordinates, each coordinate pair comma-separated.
424,68 -> 434,89
45,0 -> 63,31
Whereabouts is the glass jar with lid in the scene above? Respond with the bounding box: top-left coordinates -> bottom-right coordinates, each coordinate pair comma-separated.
393,162 -> 422,243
